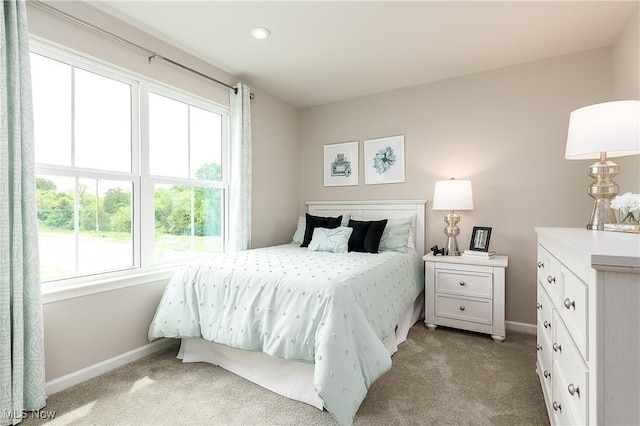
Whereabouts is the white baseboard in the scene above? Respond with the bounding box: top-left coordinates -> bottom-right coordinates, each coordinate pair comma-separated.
45,338 -> 178,396
506,320 -> 537,335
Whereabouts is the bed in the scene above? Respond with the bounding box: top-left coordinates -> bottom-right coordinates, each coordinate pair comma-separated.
148,200 -> 426,425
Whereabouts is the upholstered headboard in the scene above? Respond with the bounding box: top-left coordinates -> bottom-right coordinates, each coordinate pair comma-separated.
306,200 -> 427,256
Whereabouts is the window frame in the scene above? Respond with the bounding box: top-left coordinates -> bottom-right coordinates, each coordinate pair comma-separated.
30,39 -> 230,301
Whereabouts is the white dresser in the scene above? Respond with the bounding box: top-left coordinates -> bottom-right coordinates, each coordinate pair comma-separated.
424,253 -> 508,342
535,227 -> 640,425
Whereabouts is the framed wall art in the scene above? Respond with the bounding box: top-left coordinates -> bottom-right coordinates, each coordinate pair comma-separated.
323,141 -> 359,186
364,135 -> 405,185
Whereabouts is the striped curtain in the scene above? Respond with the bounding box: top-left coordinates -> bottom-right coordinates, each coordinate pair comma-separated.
0,1 -> 47,424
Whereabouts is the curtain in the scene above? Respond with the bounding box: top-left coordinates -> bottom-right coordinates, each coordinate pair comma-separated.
228,83 -> 252,251
0,1 -> 47,424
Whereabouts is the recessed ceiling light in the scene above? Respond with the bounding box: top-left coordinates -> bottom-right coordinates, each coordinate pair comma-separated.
250,27 -> 270,40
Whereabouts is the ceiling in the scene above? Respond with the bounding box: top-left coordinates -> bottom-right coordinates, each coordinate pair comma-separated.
89,1 -> 638,108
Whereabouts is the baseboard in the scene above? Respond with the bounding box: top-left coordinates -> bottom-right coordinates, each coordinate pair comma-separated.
45,338 -> 178,396
506,320 -> 537,335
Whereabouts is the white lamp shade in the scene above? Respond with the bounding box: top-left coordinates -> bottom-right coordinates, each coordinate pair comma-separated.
565,100 -> 640,160
432,179 -> 474,211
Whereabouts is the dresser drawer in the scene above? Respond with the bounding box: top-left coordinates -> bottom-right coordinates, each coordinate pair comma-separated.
560,265 -> 588,360
553,312 -> 588,425
537,322 -> 553,400
435,269 -> 492,298
537,282 -> 553,344
434,294 -> 492,325
538,245 -> 564,308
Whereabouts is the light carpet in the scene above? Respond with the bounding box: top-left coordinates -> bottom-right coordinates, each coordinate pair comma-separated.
22,325 -> 549,425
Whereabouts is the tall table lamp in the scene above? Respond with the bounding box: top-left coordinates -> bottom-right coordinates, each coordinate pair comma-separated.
433,178 -> 474,256
565,100 -> 640,230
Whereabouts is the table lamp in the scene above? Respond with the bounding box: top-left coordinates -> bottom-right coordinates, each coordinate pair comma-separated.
565,100 -> 640,230
433,179 -> 474,255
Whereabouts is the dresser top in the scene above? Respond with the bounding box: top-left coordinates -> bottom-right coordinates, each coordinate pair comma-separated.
535,227 -> 640,270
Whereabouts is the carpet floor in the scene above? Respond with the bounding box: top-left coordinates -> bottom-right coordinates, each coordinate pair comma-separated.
23,325 -> 549,425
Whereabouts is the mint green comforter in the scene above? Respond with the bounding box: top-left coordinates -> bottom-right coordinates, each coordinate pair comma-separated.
148,244 -> 423,425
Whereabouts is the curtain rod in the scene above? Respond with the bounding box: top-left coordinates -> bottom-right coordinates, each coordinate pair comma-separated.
30,0 -> 245,96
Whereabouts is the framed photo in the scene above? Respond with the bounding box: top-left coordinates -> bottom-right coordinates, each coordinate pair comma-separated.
323,141 -> 358,186
364,135 -> 405,185
469,227 -> 492,252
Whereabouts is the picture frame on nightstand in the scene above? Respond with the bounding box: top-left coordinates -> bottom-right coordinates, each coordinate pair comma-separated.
469,226 -> 492,252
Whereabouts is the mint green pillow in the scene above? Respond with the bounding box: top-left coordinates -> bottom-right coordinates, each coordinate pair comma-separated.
307,226 -> 353,253
292,216 -> 306,244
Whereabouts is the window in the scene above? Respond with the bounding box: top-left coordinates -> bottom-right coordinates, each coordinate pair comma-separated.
30,43 -> 228,285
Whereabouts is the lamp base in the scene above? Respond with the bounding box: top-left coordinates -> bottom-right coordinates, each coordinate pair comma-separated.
443,211 -> 461,256
586,156 -> 619,231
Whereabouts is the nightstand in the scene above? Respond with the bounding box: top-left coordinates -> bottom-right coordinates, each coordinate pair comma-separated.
423,252 -> 508,342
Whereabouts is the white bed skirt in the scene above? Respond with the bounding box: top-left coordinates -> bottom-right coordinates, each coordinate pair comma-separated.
177,293 -> 424,410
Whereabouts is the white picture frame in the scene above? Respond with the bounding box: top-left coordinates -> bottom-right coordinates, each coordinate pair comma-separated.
364,135 -> 405,185
323,141 -> 359,186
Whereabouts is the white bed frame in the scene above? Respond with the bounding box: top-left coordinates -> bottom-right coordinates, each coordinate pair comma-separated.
178,200 -> 427,410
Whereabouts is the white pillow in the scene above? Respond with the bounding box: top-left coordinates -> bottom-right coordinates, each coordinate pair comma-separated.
307,226 -> 353,253
292,216 -> 305,244
292,213 -> 351,244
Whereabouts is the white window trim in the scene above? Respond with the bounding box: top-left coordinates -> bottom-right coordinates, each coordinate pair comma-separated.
31,38 -> 230,302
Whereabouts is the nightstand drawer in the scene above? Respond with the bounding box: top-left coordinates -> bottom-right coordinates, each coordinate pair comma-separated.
436,269 -> 492,298
434,294 -> 493,325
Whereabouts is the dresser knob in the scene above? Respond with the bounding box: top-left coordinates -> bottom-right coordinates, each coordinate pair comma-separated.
553,342 -> 562,352
543,370 -> 551,379
537,261 -> 544,268
536,344 -> 542,351
564,298 -> 575,310
568,383 -> 580,397
459,305 -> 466,311
547,275 -> 555,284
543,321 -> 551,329
536,302 -> 542,310
459,281 -> 466,286
552,401 -> 562,412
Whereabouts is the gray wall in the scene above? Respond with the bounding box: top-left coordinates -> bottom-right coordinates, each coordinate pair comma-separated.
27,1 -> 300,382
298,34 -> 639,326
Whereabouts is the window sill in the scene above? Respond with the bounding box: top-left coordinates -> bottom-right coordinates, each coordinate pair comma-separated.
41,267 -> 180,304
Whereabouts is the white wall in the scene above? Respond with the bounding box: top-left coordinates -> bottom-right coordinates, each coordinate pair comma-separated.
299,48 -> 621,326
27,1 -> 300,383
611,5 -> 640,191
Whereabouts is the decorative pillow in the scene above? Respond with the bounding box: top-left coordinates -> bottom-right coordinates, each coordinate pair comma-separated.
347,219 -> 388,253
378,216 -> 414,252
292,216 -> 306,244
294,213 -> 350,245
301,213 -> 343,247
307,226 -> 353,253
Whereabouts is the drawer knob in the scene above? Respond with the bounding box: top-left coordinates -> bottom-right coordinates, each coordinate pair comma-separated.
543,370 -> 551,379
553,342 -> 562,352
459,281 -> 466,286
537,261 -> 544,268
552,401 -> 562,412
536,344 -> 542,351
536,302 -> 542,310
547,275 -> 556,284
564,298 -> 575,310
459,305 -> 466,311
543,321 -> 551,329
568,383 -> 580,397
